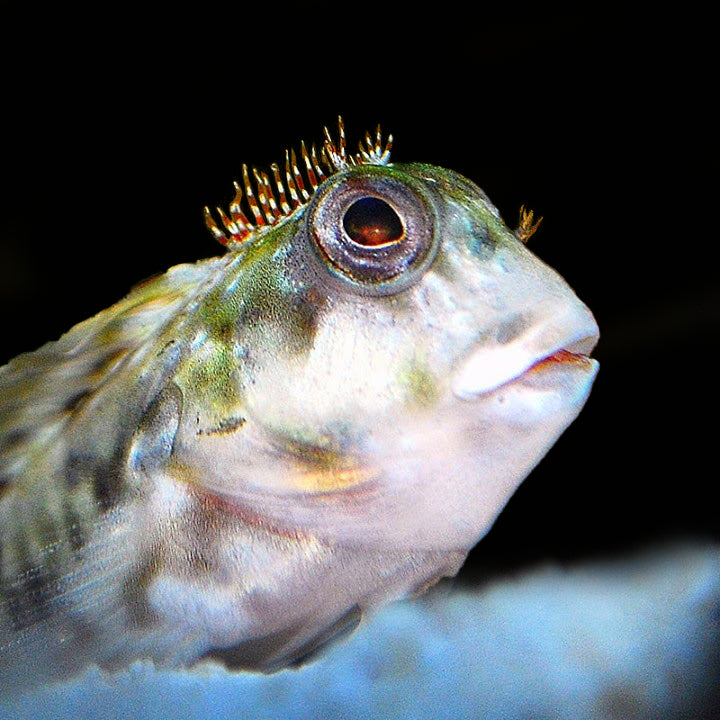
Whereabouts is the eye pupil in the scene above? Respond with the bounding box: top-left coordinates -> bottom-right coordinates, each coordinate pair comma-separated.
342,197 -> 404,247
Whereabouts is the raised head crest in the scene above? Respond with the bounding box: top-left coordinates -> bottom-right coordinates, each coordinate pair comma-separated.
204,117 -> 393,247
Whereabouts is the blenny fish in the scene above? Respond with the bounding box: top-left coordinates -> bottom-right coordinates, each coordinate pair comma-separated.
0,118 -> 598,695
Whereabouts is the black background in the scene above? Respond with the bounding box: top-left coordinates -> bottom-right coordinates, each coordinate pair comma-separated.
0,4 -> 716,583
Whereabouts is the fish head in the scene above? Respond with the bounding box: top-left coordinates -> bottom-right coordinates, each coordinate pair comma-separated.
177,162 -> 599,552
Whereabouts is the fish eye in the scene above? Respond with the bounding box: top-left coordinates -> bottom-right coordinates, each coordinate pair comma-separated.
342,197 -> 405,247
309,167 -> 438,291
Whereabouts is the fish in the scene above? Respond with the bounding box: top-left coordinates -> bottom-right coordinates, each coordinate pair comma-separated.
0,118 -> 599,695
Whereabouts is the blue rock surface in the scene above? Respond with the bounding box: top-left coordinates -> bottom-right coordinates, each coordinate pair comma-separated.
2,544 -> 718,720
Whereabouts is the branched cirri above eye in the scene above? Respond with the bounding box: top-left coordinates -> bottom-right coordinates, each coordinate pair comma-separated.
203,117 -> 393,247
342,197 -> 405,247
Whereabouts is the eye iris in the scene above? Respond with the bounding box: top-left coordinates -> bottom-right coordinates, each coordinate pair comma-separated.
342,197 -> 404,247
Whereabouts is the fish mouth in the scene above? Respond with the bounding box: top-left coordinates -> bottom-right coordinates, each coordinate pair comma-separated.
451,322 -> 599,400
525,348 -> 596,373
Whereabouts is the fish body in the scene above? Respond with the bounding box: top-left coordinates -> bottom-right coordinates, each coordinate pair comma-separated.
0,121 -> 598,694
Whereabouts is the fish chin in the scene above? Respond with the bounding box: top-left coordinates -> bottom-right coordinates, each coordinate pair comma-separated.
360,352 -> 600,552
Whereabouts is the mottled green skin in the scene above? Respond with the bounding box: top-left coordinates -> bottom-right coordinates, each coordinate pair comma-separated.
0,160 -> 598,694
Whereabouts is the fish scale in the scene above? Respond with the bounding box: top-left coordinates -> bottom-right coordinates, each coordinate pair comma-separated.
0,118 -> 599,695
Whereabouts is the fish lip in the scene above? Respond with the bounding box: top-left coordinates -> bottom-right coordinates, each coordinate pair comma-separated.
451,325 -> 600,400
524,347 -> 598,374
532,329 -> 600,368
